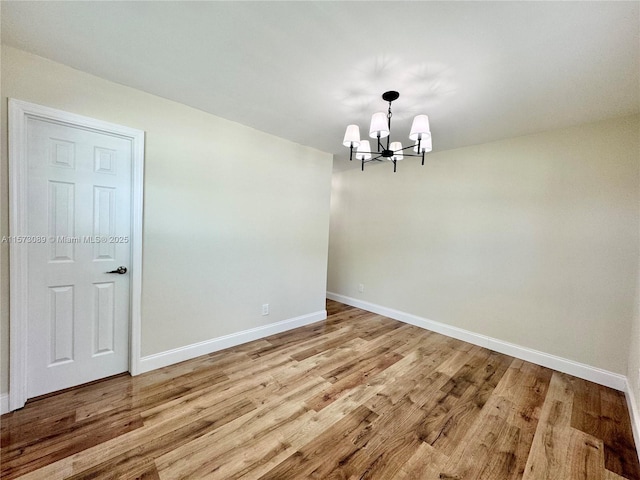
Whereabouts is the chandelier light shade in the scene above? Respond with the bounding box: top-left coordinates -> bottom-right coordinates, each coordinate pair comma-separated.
409,115 -> 430,141
389,142 -> 404,161
356,140 -> 372,160
369,112 -> 390,138
343,90 -> 432,172
414,135 -> 432,153
343,124 -> 361,148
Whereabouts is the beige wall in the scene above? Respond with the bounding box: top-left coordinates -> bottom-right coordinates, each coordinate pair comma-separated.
0,46 -> 333,394
328,115 -> 639,375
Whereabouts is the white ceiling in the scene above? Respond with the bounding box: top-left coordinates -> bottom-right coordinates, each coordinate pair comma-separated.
2,1 -> 639,172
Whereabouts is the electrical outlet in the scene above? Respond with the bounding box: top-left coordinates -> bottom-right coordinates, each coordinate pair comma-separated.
262,304 -> 269,316
358,283 -> 364,293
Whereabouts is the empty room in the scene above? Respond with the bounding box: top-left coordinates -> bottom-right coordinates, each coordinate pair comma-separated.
1,1 -> 639,479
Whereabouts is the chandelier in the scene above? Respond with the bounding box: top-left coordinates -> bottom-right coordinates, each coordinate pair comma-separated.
342,91 -> 432,172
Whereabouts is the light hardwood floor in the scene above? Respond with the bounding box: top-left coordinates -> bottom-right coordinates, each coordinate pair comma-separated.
2,300 -> 639,479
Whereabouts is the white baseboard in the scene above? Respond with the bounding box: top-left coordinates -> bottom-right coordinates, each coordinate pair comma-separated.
0,393 -> 9,415
138,310 -> 327,374
327,292 -> 627,392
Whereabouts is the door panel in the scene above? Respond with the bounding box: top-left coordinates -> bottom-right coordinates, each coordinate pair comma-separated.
93,282 -> 116,355
48,181 -> 75,262
48,285 -> 74,365
93,186 -> 116,260
26,117 -> 131,399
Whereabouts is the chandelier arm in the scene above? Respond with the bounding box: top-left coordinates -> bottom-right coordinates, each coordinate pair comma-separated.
395,144 -> 419,153
392,159 -> 397,173
360,156 -> 382,171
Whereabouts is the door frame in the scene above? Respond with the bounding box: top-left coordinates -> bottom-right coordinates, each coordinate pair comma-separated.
8,99 -> 145,411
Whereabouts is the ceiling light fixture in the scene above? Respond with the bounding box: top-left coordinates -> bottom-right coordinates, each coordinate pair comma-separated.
342,91 -> 432,172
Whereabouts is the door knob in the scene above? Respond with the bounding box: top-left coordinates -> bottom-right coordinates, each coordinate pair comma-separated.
106,266 -> 127,274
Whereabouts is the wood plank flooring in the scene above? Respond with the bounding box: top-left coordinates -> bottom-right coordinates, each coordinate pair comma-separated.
2,299 -> 639,479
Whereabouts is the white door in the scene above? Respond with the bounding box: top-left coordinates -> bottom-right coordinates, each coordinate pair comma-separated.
25,116 -> 132,398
